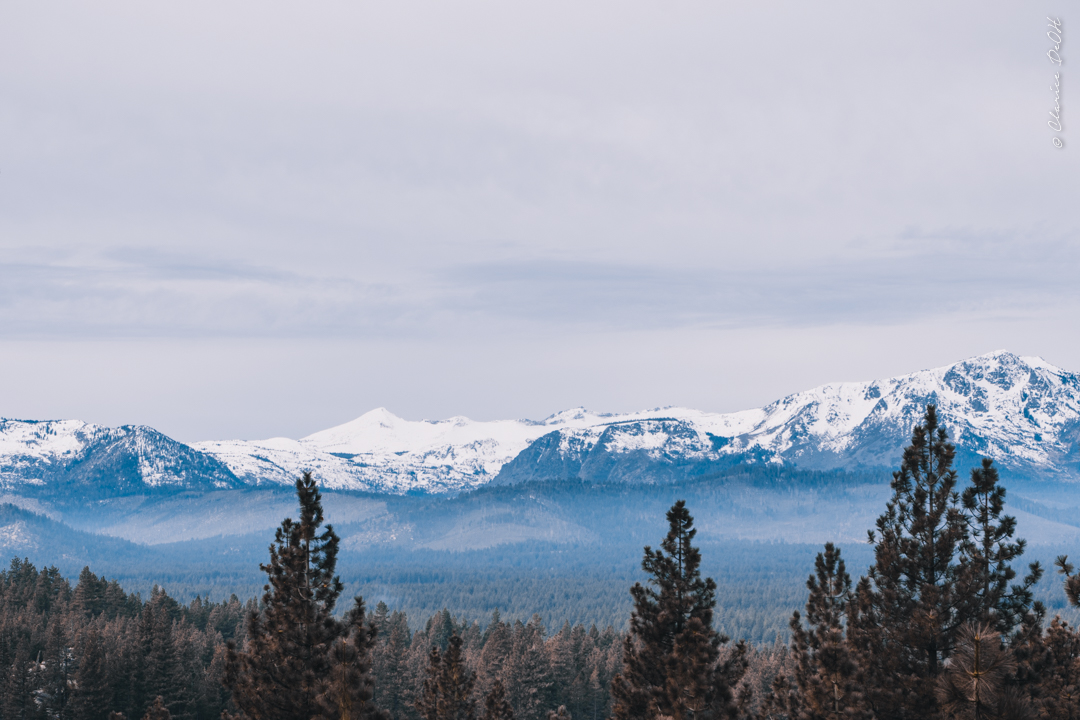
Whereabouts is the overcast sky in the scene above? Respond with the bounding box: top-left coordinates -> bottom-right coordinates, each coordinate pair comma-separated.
1,1 -> 1077,441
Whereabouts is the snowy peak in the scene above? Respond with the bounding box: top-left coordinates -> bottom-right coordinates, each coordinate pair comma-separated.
2,351 -> 1078,497
495,352 -> 1080,486
0,419 -> 242,495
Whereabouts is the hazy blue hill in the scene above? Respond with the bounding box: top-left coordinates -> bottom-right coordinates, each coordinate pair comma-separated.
3,465 -> 1075,644
0,502 -> 156,576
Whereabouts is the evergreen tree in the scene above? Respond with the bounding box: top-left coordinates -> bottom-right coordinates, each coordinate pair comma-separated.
849,405 -> 974,719
545,707 -> 571,720
1027,617 -> 1080,720
373,609 -> 411,718
934,624 -> 1021,720
960,458 -> 1042,633
317,599 -> 381,720
223,472 -> 382,720
1055,556 -> 1080,608
40,615 -> 73,717
611,500 -> 745,720
143,695 -> 172,720
414,633 -> 476,720
481,680 -> 514,720
478,612 -> 511,698
769,543 -> 870,720
138,590 -> 184,718
503,615 -> 554,720
71,626 -> 113,720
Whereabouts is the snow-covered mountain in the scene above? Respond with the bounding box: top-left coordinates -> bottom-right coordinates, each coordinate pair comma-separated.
496,351 -> 1080,485
0,419 -> 241,495
2,351 -> 1078,496
192,407 -> 683,493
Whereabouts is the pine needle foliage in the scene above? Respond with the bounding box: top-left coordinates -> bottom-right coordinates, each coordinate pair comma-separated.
481,680 -> 515,720
142,696 -> 173,720
770,543 -> 871,720
960,458 -> 1042,633
414,633 -> 477,720
611,500 -> 746,720
849,406 -> 974,718
1056,556 -> 1080,609
223,472 -> 382,720
935,624 -> 1018,720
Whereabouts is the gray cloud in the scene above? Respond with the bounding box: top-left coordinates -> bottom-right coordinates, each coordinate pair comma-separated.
1,0 -> 1078,437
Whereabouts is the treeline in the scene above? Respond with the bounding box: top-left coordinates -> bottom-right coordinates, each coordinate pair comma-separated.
0,561 -> 247,719
0,558 -> 796,720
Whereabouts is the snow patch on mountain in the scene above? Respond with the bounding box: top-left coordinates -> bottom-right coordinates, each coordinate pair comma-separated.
0,419 -> 242,494
503,351 -> 1080,483
1,351 -> 1077,496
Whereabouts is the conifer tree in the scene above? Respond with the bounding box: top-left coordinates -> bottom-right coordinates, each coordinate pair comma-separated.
849,406 -> 973,718
1055,556 -> 1080,608
143,695 -> 173,720
223,472 -> 382,720
769,543 -> 870,720
504,615 -> 554,720
317,599 -> 381,720
611,500 -> 746,720
960,458 -> 1042,632
482,679 -> 515,720
414,633 -> 476,720
373,609 -> 412,717
1027,617 -> 1080,720
935,624 -> 1020,720
72,626 -> 113,720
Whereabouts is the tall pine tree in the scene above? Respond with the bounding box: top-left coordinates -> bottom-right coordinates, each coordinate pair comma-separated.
223,472 -> 383,720
611,500 -> 746,720
769,543 -> 871,720
959,458 -> 1041,633
414,633 -> 476,720
849,405 -> 1036,719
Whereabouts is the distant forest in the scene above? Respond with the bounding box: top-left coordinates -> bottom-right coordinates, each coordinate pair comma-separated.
1,406 -> 1079,720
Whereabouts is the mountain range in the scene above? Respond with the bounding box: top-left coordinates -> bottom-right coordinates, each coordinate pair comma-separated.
2,350 -> 1078,497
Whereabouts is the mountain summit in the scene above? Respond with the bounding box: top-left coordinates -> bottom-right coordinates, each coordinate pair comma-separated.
2,352 -> 1077,496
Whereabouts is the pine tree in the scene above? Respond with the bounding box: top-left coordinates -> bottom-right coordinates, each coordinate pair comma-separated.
1055,556 -> 1080,608
935,624 -> 1019,720
481,680 -> 514,720
611,500 -> 745,720
223,472 -> 382,720
71,626 -> 113,720
40,615 -> 74,717
143,695 -> 172,720
138,590 -> 184,718
503,615 -> 554,720
960,458 -> 1042,632
545,706 -> 571,720
849,405 -> 973,719
414,633 -> 476,720
317,599 -> 381,720
1027,617 -> 1080,720
769,543 -> 870,720
373,609 -> 411,718
478,611 -> 511,698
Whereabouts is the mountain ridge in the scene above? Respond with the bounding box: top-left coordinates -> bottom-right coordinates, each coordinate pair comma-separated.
2,351 -> 1078,496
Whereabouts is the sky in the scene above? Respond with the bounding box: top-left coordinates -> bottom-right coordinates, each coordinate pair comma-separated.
1,0 -> 1078,442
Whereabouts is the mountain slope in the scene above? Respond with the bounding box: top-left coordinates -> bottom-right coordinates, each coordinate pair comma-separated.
1,351 -> 1078,496
497,352 -> 1080,485
0,419 -> 242,496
